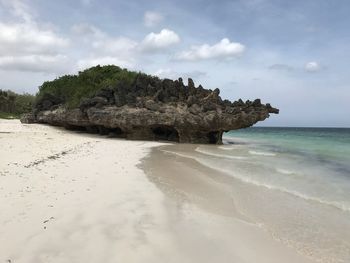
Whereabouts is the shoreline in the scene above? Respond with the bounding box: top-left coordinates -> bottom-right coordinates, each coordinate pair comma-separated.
142,144 -> 316,263
149,143 -> 350,263
1,119 -> 315,262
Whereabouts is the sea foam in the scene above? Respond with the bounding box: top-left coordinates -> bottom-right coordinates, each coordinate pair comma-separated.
248,150 -> 276,156
195,148 -> 247,160
162,149 -> 350,213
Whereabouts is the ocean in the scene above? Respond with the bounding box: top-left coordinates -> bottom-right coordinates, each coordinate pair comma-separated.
161,127 -> 350,262
225,127 -> 350,212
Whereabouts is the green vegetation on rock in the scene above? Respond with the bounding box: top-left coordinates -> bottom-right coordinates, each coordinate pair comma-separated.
20,64 -> 279,143
36,65 -> 141,109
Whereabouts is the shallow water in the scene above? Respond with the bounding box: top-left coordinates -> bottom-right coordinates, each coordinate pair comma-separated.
161,127 -> 350,263
224,127 -> 350,212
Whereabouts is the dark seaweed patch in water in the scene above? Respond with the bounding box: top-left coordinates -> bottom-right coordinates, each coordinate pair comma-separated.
223,139 -> 247,145
313,155 -> 350,178
259,143 -> 350,178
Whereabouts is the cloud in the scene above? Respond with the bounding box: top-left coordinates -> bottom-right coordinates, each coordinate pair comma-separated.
154,68 -> 206,80
182,70 -> 207,79
154,68 -> 178,79
140,29 -> 180,52
1,1 -> 179,75
72,25 -> 138,70
71,23 -> 137,56
176,38 -> 245,61
71,23 -> 102,37
0,55 -> 69,73
0,23 -> 68,56
92,37 -> 138,55
0,0 -> 69,73
77,56 -> 135,70
305,61 -> 321,72
268,64 -> 294,71
1,0 -> 33,22
71,25 -> 180,71
144,11 -> 163,27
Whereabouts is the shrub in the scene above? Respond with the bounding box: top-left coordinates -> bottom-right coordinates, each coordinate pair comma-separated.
36,65 -> 140,108
0,89 -> 35,118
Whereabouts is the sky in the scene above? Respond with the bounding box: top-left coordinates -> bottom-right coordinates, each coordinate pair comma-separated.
0,0 -> 349,127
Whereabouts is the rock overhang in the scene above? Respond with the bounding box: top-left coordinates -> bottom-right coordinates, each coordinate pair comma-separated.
21,72 -> 279,144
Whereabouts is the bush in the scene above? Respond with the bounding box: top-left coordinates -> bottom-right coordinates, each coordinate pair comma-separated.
0,112 -> 20,119
0,89 -> 35,118
36,65 -> 140,109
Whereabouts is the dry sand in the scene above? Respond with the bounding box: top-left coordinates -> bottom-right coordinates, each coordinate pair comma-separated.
0,119 -> 314,263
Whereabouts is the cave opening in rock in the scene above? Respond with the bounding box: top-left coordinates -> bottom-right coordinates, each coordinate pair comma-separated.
207,131 -> 221,144
85,125 -> 125,138
108,127 -> 126,138
85,126 -> 99,134
151,125 -> 179,142
64,125 -> 87,132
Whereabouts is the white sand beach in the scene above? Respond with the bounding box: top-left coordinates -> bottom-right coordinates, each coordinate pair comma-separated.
0,119 -> 315,263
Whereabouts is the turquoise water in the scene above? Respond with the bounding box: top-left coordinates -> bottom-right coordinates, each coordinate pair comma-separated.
164,127 -> 350,262
222,127 -> 350,212
227,127 -> 350,169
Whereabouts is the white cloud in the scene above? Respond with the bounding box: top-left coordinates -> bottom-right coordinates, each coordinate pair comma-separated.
176,38 -> 245,61
0,23 -> 68,56
183,70 -> 207,79
1,0 -> 33,22
0,0 -> 69,73
77,56 -> 135,71
71,23 -> 138,54
71,23 -> 102,37
73,25 -> 138,70
71,23 -> 137,56
144,11 -> 163,27
154,68 -> 206,80
305,61 -> 321,72
92,37 -> 138,54
0,55 -> 69,73
1,1 -> 179,74
154,68 -> 179,79
140,29 -> 180,52
72,26 -> 180,71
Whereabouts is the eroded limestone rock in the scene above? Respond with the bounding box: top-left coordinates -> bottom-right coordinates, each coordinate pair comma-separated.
22,75 -> 279,144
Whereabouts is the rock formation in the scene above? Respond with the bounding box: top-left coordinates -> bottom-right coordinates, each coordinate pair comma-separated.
21,72 -> 278,144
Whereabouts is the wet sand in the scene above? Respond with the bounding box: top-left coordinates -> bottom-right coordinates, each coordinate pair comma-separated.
0,119 -> 314,263
142,145 -> 316,263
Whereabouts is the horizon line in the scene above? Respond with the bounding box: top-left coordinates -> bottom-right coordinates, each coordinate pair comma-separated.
254,125 -> 350,129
